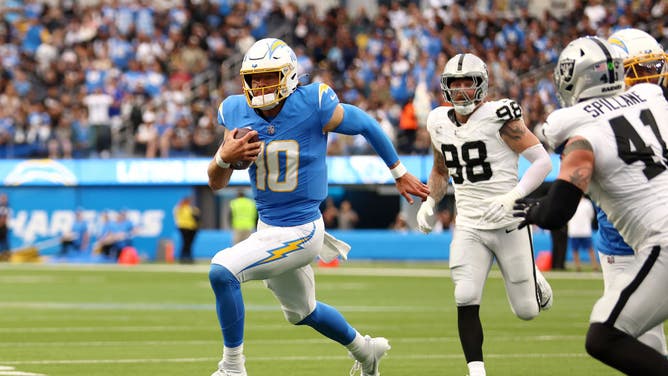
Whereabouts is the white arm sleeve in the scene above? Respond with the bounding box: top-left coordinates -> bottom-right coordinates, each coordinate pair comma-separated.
517,143 -> 552,195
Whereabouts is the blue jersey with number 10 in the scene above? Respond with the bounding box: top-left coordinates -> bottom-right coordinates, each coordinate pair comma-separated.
217,83 -> 339,227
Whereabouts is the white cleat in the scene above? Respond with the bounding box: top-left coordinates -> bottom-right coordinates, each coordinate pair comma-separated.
349,335 -> 391,376
536,271 -> 553,311
211,370 -> 247,376
211,359 -> 247,376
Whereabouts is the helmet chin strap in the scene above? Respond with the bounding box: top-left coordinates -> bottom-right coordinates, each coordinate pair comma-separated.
251,93 -> 279,110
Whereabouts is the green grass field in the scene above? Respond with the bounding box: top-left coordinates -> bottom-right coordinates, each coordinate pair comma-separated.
0,262 -> 626,375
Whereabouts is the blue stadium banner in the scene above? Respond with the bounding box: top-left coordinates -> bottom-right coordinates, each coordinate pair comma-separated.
0,155 -> 560,186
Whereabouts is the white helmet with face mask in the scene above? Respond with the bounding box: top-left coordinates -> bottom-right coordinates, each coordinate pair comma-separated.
240,38 -> 300,110
553,36 -> 626,108
608,28 -> 668,87
440,53 -> 489,115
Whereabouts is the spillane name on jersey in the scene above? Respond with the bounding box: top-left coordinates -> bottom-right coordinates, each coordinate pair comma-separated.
545,83 -> 668,251
426,99 -> 523,229
217,83 -> 339,226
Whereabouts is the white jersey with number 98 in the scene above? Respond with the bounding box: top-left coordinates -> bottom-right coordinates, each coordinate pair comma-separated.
426,99 -> 524,230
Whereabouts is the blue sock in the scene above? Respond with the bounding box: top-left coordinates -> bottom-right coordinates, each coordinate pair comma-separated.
209,264 -> 245,347
297,301 -> 356,345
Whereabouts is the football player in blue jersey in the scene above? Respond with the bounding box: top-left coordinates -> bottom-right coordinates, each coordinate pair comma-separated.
206,38 -> 430,376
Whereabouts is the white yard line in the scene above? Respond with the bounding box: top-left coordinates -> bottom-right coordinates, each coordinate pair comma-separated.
0,335 -> 584,348
0,366 -> 45,376
0,301 -> 450,313
0,352 -> 589,367
0,263 -> 604,279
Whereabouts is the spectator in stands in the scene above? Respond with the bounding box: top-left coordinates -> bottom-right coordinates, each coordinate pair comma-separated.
0,107 -> 14,153
160,112 -> 193,157
0,0 -> 664,160
83,87 -> 113,158
192,112 -> 221,157
47,113 -> 76,159
134,111 -> 160,158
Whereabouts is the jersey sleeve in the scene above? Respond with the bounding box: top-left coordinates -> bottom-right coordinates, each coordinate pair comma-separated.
544,106 -> 598,153
313,83 -> 339,128
426,106 -> 447,147
479,99 -> 523,138
217,96 -> 246,130
217,100 -> 226,127
493,98 -> 523,122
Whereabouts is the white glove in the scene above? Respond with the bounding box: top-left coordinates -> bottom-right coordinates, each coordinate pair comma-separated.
480,187 -> 525,223
416,196 -> 438,234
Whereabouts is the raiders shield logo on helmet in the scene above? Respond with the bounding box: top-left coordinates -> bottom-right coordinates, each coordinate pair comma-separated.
559,58 -> 575,82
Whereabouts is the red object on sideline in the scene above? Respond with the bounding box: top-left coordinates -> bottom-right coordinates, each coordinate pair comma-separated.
318,257 -> 339,268
118,247 -> 140,265
536,250 -> 552,272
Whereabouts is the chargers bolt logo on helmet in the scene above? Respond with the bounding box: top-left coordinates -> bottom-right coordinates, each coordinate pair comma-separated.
239,38 -> 300,110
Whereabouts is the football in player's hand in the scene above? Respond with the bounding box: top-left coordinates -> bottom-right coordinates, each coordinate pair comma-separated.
231,128 -> 259,170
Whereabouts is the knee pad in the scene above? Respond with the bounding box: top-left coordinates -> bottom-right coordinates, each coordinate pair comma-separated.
511,300 -> 539,321
263,279 -> 313,324
283,307 -> 310,324
454,280 -> 481,306
209,264 -> 240,290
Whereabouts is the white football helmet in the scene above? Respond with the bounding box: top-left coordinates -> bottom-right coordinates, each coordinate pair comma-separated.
240,38 -> 299,110
554,36 -> 625,108
608,28 -> 668,87
440,53 -> 488,115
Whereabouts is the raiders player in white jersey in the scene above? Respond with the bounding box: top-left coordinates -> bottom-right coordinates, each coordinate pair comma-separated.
537,27 -> 668,357
416,53 -> 553,376
515,36 -> 668,375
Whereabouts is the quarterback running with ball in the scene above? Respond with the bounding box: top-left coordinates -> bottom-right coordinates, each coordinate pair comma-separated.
207,38 -> 429,376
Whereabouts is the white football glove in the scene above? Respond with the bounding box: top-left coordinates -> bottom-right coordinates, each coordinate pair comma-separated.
480,187 -> 525,223
416,197 -> 438,234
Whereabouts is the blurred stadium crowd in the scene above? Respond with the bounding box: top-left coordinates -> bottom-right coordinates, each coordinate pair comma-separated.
0,0 -> 666,159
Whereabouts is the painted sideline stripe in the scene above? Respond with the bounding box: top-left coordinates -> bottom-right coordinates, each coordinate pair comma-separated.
0,367 -> 45,376
0,263 -> 604,280
0,335 -> 584,348
0,302 -> 449,313
0,352 -> 589,366
0,303 -> 443,313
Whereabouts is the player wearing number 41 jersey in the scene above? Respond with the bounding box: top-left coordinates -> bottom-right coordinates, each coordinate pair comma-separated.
416,53 -> 553,376
515,36 -> 668,375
